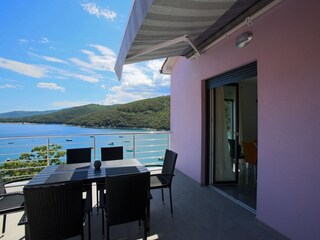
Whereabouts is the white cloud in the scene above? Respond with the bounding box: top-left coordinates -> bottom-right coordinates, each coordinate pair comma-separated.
69,57 -> 93,70
43,56 -> 68,64
27,52 -> 68,65
0,57 -> 99,84
69,44 -> 116,72
37,82 -> 65,92
121,60 -> 169,88
27,51 -> 42,60
102,60 -> 170,105
74,73 -> 99,83
146,60 -> 170,86
91,44 -> 115,56
0,57 -> 46,78
18,38 -> 28,44
0,52 -> 100,84
100,83 -> 108,90
48,67 -> 100,83
81,3 -> 116,21
103,91 -> 146,105
79,67 -> 103,79
0,84 -> 18,89
120,60 -> 170,90
40,37 -> 49,44
52,100 -> 92,108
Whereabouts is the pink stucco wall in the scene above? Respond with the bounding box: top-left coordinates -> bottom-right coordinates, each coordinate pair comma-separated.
170,0 -> 320,239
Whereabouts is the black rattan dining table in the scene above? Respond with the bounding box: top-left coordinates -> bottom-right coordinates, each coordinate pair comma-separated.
24,159 -> 151,230
26,159 -> 148,186
22,159 -> 151,238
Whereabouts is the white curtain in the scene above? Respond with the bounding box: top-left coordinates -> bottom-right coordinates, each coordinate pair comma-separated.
238,87 -> 243,146
215,87 -> 233,181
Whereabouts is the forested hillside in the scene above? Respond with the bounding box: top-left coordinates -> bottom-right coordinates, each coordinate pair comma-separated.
0,110 -> 57,118
0,96 -> 170,130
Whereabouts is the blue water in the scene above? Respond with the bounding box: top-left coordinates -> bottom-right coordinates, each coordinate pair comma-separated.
0,123 -> 149,137
0,123 -> 168,165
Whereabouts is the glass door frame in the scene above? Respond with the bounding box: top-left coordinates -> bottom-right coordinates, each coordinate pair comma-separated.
211,83 -> 240,185
204,61 -> 257,186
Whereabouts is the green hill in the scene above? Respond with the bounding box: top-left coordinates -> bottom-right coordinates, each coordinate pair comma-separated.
0,110 -> 57,118
0,96 -> 170,130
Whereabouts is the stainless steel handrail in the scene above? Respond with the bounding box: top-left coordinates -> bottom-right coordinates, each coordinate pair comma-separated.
0,131 -> 170,183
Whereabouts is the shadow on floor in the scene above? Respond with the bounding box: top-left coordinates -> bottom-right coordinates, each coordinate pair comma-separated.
3,170 -> 286,240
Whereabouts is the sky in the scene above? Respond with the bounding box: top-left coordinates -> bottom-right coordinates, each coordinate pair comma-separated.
0,0 -> 170,113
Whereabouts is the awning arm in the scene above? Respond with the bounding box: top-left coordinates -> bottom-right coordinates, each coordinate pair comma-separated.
184,36 -> 201,58
126,35 -> 201,61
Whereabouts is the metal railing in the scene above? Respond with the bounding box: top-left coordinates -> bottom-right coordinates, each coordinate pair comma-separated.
0,131 -> 170,182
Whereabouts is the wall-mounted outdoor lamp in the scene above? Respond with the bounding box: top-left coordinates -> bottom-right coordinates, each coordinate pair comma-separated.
236,31 -> 253,48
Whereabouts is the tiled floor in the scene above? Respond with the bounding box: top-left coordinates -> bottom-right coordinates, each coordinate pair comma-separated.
216,163 -> 257,209
1,170 -> 286,240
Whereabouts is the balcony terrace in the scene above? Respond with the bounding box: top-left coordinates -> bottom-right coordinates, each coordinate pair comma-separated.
0,132 -> 170,182
2,170 -> 286,240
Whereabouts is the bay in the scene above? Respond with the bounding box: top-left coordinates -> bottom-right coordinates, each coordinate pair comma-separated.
0,123 -> 168,165
0,123 -> 149,137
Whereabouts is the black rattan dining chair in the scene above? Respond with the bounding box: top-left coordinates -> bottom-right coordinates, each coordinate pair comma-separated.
101,172 -> 150,240
96,146 -> 124,212
101,146 -> 123,161
66,147 -> 92,164
0,176 -> 30,235
150,149 -> 178,215
23,181 -> 91,240
66,147 -> 93,212
228,139 -> 244,162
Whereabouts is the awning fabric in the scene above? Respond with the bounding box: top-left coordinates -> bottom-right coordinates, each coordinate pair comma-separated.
114,0 -> 273,79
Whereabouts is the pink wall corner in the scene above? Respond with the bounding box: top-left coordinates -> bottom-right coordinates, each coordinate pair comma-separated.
170,0 -> 320,238
170,57 -> 203,182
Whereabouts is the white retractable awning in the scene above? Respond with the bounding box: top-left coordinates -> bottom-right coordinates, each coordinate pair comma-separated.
114,0 -> 274,79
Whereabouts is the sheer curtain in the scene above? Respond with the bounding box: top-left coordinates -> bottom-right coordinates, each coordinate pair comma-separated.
215,87 -> 233,181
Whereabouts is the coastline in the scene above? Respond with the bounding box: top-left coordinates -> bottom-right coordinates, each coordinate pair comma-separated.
0,122 -> 168,132
0,123 -> 170,165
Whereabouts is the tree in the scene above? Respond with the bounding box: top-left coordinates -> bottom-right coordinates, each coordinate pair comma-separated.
31,144 -> 65,165
0,144 -> 65,182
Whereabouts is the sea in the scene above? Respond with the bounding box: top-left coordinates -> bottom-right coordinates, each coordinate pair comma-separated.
0,123 -> 169,165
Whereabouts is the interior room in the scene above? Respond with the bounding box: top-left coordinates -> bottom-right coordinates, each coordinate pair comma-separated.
213,77 -> 258,210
